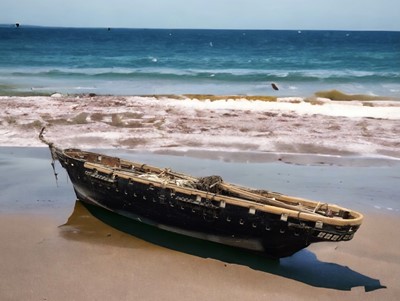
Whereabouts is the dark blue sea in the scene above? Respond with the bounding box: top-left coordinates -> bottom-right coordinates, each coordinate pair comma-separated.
0,26 -> 399,97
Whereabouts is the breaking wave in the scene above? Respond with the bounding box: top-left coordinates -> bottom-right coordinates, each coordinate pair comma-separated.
7,68 -> 400,84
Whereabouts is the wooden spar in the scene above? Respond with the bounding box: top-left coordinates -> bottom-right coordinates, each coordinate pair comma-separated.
218,182 -> 314,214
120,162 -> 326,214
39,127 -> 61,155
39,127 -> 49,145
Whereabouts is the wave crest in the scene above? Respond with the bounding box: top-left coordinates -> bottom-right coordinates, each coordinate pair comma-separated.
7,68 -> 400,84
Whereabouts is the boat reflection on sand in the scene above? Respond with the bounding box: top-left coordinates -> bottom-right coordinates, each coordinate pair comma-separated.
59,201 -> 384,292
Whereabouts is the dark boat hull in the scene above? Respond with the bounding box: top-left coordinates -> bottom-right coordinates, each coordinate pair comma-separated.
54,149 -> 359,258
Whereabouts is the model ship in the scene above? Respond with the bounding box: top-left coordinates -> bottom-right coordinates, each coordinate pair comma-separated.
40,128 -> 363,258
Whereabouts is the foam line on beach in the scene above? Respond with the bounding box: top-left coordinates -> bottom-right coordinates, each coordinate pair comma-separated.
1,94 -> 399,163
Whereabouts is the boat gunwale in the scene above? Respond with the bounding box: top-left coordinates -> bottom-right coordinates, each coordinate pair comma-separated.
62,149 -> 363,227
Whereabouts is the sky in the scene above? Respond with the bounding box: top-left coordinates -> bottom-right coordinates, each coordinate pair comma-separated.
1,0 -> 399,31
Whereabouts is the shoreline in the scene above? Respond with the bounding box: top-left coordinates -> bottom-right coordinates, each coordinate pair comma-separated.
151,148 -> 400,167
2,144 -> 400,167
1,90 -> 400,100
1,94 -> 400,162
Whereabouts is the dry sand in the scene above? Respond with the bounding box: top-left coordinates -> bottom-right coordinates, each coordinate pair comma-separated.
0,203 -> 399,301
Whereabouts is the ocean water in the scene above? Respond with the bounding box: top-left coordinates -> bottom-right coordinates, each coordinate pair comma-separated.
0,26 -> 399,97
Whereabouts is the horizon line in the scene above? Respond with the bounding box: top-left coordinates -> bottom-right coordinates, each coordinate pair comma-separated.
1,23 -> 399,33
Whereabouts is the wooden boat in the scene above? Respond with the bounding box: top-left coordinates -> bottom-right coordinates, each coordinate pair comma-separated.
40,129 -> 363,258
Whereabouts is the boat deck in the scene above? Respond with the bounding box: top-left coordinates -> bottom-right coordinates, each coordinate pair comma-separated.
63,149 -> 363,228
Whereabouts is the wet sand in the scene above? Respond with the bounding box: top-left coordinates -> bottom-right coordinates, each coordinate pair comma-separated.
0,147 -> 400,300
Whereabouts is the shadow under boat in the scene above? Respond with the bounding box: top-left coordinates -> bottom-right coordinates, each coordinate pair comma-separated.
60,200 -> 385,292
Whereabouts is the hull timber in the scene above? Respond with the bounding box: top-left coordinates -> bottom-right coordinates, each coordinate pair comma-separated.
40,131 -> 363,258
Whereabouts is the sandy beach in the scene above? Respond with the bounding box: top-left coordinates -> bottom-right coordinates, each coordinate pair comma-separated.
1,205 -> 399,301
0,145 -> 399,301
1,95 -> 400,300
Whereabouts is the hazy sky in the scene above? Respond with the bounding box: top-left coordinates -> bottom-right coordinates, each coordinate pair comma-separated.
2,0 -> 399,30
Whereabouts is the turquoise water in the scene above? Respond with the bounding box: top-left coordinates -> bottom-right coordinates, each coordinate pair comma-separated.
0,26 -> 399,97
